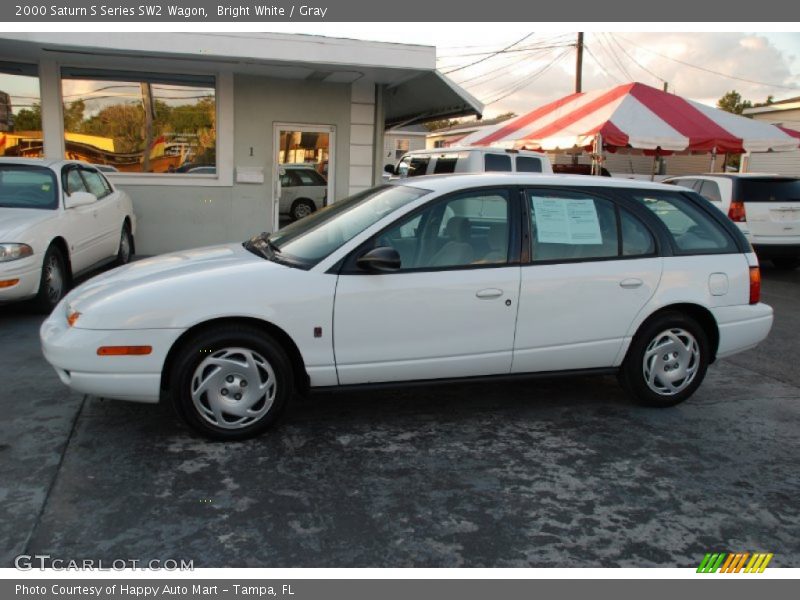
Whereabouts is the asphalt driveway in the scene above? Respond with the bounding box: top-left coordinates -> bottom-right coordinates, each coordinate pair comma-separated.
1,266 -> 799,568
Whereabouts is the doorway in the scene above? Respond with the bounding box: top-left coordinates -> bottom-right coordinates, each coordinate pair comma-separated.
273,123 -> 335,230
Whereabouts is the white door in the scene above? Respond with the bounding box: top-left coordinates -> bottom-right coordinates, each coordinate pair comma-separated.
512,189 -> 662,373
273,123 -> 335,230
80,167 -> 121,259
60,165 -> 104,271
334,188 -> 520,385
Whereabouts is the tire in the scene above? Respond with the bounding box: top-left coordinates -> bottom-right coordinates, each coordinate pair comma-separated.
115,223 -> 134,266
290,199 -> 316,221
169,325 -> 293,440
618,311 -> 710,408
772,257 -> 799,270
32,245 -> 68,314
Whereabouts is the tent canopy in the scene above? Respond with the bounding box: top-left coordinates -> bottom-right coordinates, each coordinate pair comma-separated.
460,82 -> 800,155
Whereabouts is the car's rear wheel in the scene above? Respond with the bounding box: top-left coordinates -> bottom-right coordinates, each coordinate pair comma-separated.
619,311 -> 709,407
169,325 -> 293,440
772,257 -> 799,270
290,199 -> 315,221
33,245 -> 68,314
115,223 -> 134,266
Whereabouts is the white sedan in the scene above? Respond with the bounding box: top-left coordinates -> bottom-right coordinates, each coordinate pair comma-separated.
1,158 -> 136,312
41,174 -> 773,440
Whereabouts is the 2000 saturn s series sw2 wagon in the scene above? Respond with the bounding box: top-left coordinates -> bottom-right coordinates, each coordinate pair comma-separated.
41,174 -> 774,440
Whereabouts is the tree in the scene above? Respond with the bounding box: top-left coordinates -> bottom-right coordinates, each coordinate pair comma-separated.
717,90 -> 752,115
13,103 -> 42,131
422,118 -> 462,132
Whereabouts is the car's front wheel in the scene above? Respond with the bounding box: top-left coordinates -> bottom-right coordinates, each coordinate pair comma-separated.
169,325 -> 293,440
33,245 -> 68,314
619,311 -> 709,407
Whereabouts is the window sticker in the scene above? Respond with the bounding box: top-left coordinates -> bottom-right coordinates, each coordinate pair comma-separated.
533,197 -> 603,245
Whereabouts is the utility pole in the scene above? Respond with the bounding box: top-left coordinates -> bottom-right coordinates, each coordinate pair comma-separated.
575,32 -> 584,93
663,81 -> 669,92
573,32 -> 584,166
141,82 -> 154,173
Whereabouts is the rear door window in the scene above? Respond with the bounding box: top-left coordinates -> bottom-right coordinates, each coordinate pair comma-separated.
80,168 -> 112,199
484,154 -> 512,172
631,191 -> 736,254
516,156 -> 542,173
293,169 -> 326,186
527,190 -> 619,262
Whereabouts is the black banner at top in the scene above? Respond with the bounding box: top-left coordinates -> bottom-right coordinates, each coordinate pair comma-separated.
1,0 -> 799,22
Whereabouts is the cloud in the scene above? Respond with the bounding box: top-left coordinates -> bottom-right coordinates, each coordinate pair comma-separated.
447,32 -> 799,118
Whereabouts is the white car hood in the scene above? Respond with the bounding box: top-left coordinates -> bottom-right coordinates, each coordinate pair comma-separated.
0,207 -> 56,241
65,243 -> 289,328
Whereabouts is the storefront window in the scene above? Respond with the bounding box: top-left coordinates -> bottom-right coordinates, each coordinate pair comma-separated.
0,63 -> 44,158
61,70 -> 216,174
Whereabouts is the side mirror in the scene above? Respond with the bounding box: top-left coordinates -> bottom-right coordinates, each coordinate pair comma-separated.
356,246 -> 401,273
64,191 -> 97,209
384,164 -> 396,175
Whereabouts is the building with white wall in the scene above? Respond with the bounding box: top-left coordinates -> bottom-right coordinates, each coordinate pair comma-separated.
743,97 -> 800,176
0,32 -> 481,254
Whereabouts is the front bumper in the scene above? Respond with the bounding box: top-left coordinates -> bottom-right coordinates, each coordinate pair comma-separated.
40,302 -> 184,403
0,256 -> 41,302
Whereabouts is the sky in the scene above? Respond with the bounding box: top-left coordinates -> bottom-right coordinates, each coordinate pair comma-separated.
264,26 -> 800,119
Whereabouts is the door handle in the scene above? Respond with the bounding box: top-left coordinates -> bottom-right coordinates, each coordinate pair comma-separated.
619,278 -> 644,289
476,288 -> 503,299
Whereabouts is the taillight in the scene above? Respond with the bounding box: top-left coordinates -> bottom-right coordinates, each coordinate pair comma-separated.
728,200 -> 746,222
749,266 -> 761,304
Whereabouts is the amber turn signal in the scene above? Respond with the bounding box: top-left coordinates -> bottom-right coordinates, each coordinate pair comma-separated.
0,279 -> 20,288
97,346 -> 153,356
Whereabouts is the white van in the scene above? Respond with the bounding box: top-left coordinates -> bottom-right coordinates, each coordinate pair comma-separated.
385,147 -> 553,179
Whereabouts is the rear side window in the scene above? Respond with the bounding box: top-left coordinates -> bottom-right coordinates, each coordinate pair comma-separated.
632,191 -> 736,254
516,156 -> 542,173
737,178 -> 800,203
401,157 -> 429,177
293,169 -> 326,186
433,156 -> 458,174
484,154 -> 512,172
621,209 -> 655,256
698,180 -> 722,203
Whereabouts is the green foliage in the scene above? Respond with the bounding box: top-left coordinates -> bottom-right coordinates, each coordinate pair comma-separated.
717,90 -> 752,115
13,103 -> 41,131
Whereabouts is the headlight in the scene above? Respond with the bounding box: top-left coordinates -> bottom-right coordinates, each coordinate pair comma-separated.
0,243 -> 33,262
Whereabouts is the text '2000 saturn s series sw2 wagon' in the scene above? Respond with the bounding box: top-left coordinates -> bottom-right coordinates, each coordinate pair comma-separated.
41,174 -> 773,440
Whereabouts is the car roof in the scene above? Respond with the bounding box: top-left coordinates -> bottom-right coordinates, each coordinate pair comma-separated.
396,172 -> 681,193
402,146 -> 547,156
0,157 -> 89,169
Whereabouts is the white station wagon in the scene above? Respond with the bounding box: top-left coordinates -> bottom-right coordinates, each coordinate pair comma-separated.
41,174 -> 773,440
0,158 -> 136,312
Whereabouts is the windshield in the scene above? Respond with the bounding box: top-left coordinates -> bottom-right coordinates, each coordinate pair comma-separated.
0,165 -> 59,210
249,184 -> 429,268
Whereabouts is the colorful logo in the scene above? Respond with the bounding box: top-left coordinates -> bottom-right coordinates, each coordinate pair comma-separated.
697,552 -> 773,573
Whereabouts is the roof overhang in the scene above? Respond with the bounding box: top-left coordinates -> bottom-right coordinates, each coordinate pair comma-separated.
384,71 -> 483,128
0,32 -> 481,127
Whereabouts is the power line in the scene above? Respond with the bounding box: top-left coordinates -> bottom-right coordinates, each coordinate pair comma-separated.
600,33 -> 633,81
482,48 -> 572,105
583,44 -> 623,84
442,32 -> 536,75
617,34 -> 799,90
609,33 -> 666,86
454,46 -> 565,87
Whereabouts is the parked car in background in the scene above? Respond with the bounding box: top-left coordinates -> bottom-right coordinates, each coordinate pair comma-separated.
553,163 -> 612,177
0,158 -> 136,312
279,164 -> 328,221
664,174 -> 800,269
387,147 -> 553,179
42,174 -> 771,440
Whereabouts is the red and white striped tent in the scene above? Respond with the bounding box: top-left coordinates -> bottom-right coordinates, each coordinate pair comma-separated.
459,82 -> 800,155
